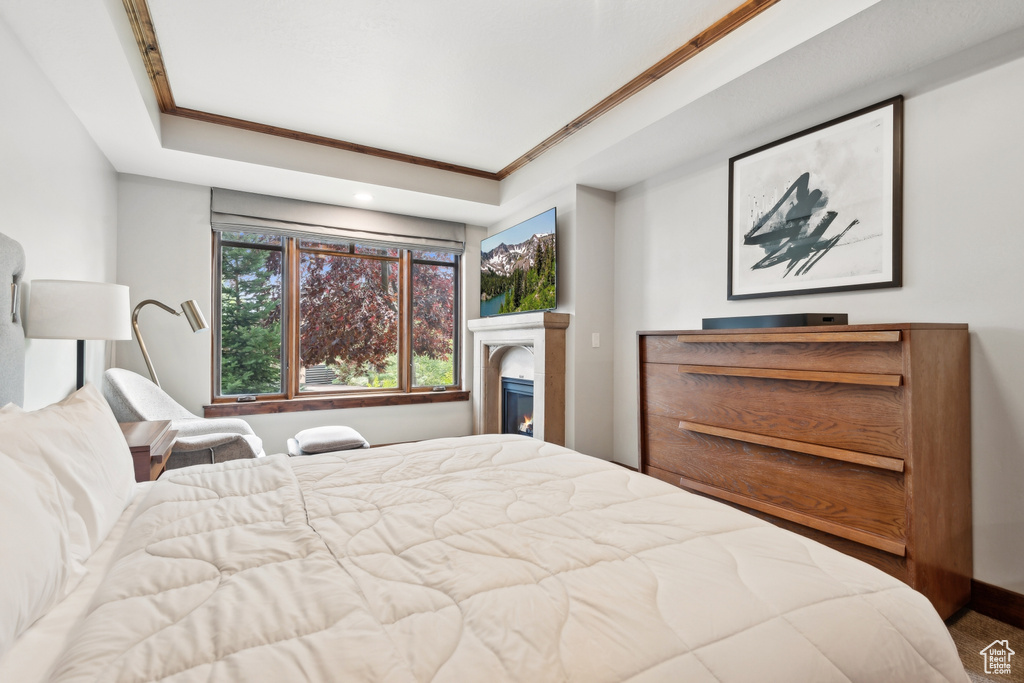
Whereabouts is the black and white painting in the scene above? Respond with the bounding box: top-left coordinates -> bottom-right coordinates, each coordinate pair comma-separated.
728,97 -> 902,300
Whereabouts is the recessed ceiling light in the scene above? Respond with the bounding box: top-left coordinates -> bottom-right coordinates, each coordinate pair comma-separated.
354,192 -> 373,202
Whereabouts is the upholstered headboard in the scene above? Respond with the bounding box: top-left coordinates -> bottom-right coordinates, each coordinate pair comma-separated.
0,232 -> 26,407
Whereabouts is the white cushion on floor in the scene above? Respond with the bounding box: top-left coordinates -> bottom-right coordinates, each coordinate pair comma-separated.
293,426 -> 369,454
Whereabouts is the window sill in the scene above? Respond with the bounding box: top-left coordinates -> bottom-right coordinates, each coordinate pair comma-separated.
203,390 -> 470,417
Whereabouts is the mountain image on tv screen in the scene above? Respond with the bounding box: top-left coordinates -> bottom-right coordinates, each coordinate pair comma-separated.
480,208 -> 556,317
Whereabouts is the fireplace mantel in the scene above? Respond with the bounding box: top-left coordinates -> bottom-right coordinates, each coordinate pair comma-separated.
467,312 -> 569,445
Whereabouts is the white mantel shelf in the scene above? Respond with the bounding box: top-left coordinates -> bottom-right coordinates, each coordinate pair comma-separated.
468,311 -> 570,445
467,311 -> 570,333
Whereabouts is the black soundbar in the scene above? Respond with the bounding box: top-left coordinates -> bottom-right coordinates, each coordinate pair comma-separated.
701,313 -> 848,330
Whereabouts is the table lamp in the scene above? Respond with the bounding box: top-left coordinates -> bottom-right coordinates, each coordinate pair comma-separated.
25,280 -> 132,389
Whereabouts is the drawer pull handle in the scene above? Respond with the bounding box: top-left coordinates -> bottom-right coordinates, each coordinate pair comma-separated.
677,476 -> 907,556
676,364 -> 903,387
676,331 -> 901,344
677,420 -> 905,473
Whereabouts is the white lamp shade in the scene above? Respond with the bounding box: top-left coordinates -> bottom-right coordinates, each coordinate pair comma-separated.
26,280 -> 132,341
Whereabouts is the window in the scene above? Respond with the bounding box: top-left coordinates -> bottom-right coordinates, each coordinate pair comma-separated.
216,232 -> 284,396
213,231 -> 459,404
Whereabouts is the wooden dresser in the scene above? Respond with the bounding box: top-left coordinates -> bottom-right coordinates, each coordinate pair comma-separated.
638,323 -> 971,618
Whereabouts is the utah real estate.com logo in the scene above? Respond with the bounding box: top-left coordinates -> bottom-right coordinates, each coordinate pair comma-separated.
980,639 -> 1015,675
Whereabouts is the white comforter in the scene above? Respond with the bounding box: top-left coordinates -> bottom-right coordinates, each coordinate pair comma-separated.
49,435 -> 966,682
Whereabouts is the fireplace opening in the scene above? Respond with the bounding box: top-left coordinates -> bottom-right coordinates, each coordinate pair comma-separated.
501,378 -> 534,437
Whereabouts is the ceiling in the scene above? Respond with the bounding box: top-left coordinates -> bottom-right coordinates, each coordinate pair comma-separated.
3,0 -> 1024,227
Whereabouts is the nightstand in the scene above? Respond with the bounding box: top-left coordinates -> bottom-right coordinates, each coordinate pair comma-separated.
119,420 -> 177,482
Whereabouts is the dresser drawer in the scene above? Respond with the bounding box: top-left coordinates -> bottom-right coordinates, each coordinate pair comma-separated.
642,335 -> 904,375
643,363 -> 905,458
648,462 -> 910,581
645,414 -> 906,551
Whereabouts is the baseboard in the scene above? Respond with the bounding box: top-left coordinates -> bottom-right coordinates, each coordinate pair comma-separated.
971,579 -> 1024,629
609,460 -> 638,472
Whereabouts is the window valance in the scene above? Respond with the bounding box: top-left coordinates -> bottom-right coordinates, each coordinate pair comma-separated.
210,189 -> 465,254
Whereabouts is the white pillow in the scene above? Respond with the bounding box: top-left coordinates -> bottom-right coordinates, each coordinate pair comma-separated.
0,453 -> 85,659
294,425 -> 369,454
0,384 -> 135,555
1,403 -> 93,559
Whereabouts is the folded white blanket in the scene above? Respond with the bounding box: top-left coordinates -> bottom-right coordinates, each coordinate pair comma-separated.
49,435 -> 967,682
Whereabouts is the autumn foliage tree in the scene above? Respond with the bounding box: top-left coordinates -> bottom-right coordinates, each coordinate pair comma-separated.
299,254 -> 400,372
298,251 -> 455,386
412,263 -> 455,354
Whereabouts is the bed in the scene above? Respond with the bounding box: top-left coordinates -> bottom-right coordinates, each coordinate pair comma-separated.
2,402 -> 968,682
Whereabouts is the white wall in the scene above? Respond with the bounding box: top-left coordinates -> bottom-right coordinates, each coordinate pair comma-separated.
571,187 -> 616,459
0,15 -> 118,409
115,176 -> 212,408
612,55 -> 1024,594
115,174 -> 474,453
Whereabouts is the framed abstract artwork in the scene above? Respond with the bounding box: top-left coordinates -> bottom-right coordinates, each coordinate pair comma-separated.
728,96 -> 903,300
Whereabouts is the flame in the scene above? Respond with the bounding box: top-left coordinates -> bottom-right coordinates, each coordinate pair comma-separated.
519,414 -> 533,433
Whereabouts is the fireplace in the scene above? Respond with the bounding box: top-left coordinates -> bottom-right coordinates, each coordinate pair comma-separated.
501,378 -> 534,437
468,311 -> 569,445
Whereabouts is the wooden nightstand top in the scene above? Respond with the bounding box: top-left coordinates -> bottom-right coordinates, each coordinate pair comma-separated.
119,420 -> 177,482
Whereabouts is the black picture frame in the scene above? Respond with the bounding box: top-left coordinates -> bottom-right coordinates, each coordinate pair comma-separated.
728,96 -> 903,300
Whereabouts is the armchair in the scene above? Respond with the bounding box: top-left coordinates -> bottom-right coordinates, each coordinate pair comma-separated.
102,368 -> 265,470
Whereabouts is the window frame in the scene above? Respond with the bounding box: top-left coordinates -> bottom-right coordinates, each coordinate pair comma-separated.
290,239 -> 404,397
409,249 -> 461,391
213,232 -> 288,401
209,231 -> 462,411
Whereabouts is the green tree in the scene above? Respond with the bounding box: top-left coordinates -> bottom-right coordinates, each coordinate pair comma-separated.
220,245 -> 282,394
496,236 -> 556,315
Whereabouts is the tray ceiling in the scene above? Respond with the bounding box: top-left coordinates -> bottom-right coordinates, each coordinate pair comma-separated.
137,0 -> 769,177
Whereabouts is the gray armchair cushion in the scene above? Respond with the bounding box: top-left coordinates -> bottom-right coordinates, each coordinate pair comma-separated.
103,368 -> 194,423
166,434 -> 264,470
102,369 -> 265,468
172,417 -> 257,439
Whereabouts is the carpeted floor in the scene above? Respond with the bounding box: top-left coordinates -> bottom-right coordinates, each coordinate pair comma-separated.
947,610 -> 1023,682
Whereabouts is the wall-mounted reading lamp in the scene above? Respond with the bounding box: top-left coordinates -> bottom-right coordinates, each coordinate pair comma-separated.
132,299 -> 208,387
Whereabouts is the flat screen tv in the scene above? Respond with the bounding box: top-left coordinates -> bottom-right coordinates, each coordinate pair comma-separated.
480,208 -> 556,317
